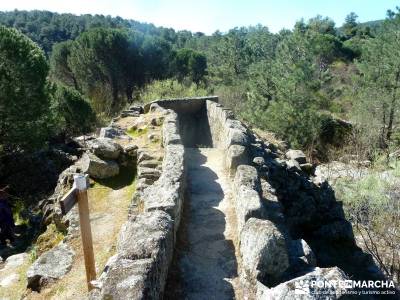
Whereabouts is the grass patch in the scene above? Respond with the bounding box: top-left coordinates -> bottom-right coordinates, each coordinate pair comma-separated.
0,256 -> 31,300
92,163 -> 136,190
12,198 -> 30,226
334,161 -> 400,281
127,127 -> 148,138
34,223 -> 65,257
37,165 -> 137,300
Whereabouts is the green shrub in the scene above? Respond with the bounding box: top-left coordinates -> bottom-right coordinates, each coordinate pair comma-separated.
52,84 -> 96,136
0,25 -> 52,151
335,165 -> 400,281
139,79 -> 208,103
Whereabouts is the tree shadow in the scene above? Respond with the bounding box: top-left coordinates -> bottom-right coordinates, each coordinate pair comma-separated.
164,148 -> 237,300
92,162 -> 137,190
258,153 -> 399,296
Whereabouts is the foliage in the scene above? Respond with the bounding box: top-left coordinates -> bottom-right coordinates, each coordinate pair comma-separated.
49,40 -> 77,88
351,16 -> 400,152
52,84 -> 96,136
0,10 -> 177,54
35,223 -> 65,256
0,25 -> 52,151
67,28 -> 132,114
335,164 -> 400,282
172,48 -> 207,83
1,7 -> 400,157
139,79 -> 208,103
342,12 -> 359,39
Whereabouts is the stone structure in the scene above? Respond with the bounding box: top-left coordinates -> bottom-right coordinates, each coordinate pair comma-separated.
90,103 -> 186,300
29,96 -> 394,299
101,97 -> 388,299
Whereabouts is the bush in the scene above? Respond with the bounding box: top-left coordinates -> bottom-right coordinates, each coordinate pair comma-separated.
52,85 -> 96,136
335,165 -> 400,283
0,25 -> 52,151
138,79 -> 208,103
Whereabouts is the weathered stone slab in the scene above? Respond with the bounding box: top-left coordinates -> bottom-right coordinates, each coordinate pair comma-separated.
118,211 -> 173,262
240,218 -> 289,290
256,267 -> 347,300
88,137 -> 123,160
27,243 -> 74,291
286,149 -> 307,164
233,165 -> 264,232
82,153 -> 119,179
225,144 -> 248,174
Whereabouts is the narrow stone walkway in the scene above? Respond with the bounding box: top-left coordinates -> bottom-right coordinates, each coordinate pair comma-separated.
165,148 -> 242,300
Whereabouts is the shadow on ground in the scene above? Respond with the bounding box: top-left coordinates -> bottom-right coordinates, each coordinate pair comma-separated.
164,148 -> 237,300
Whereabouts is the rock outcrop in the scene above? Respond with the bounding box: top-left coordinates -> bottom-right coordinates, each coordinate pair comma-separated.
257,267 -> 348,300
81,152 -> 119,179
29,96 -> 393,299
88,137 -> 123,160
233,165 -> 263,232
91,211 -> 173,300
27,243 -> 75,291
0,253 -> 29,289
240,218 -> 289,289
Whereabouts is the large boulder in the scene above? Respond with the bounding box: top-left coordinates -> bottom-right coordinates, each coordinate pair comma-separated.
27,243 -> 74,291
82,153 -> 119,179
233,165 -> 263,231
88,138 -> 123,160
283,239 -> 317,280
91,211 -> 174,300
234,165 -> 261,191
90,257 -> 155,300
226,119 -> 249,146
117,211 -> 173,262
286,149 -> 307,164
240,218 -> 289,289
99,127 -> 121,138
257,267 -> 348,300
225,145 -> 248,174
0,253 -> 29,288
289,239 -> 317,268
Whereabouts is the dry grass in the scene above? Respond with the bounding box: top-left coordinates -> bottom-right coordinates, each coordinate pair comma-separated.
17,109 -> 165,300
26,168 -> 136,300
114,112 -> 164,152
34,224 -> 65,257
0,256 -> 31,300
252,127 -> 287,151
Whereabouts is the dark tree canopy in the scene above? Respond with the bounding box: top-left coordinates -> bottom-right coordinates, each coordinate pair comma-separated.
0,25 -> 51,151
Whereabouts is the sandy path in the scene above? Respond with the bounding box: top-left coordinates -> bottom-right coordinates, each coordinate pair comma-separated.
165,148 -> 242,300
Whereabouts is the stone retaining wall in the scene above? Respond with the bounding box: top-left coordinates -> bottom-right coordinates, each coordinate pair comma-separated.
202,99 -> 346,299
205,100 -> 250,173
91,97 -> 377,299
144,96 -> 218,114
91,104 -> 186,300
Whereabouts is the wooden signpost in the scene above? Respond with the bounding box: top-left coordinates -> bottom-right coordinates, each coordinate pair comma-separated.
60,174 -> 96,291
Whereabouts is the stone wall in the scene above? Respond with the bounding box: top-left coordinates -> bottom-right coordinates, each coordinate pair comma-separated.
202,99 -> 358,298
91,104 -> 186,300
205,100 -> 250,173
91,97 -> 387,299
143,96 -> 218,114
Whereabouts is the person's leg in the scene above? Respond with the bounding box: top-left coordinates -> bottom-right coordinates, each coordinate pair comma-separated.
4,226 -> 14,243
0,228 -> 7,245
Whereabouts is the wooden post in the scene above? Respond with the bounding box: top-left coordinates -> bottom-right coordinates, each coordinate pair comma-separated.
74,174 -> 96,291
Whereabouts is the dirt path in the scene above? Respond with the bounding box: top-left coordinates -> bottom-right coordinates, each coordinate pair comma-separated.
166,148 -> 242,300
26,165 -> 136,300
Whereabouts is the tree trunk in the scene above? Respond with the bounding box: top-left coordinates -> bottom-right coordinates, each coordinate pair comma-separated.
386,69 -> 400,143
